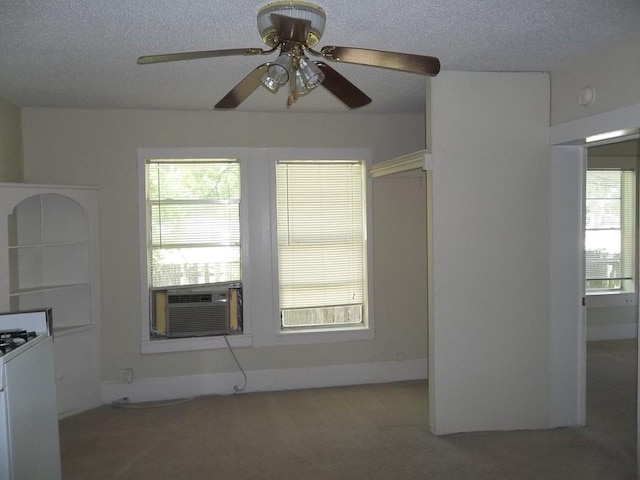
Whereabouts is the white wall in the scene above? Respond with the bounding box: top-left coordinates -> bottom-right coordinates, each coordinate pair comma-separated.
587,305 -> 637,341
428,71 -> 551,434
0,97 -> 23,182
20,109 -> 428,401
372,173 -> 428,360
551,30 -> 640,126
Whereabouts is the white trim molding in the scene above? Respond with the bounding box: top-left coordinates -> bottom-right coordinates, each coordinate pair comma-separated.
102,359 -> 428,404
369,150 -> 431,178
551,101 -> 640,146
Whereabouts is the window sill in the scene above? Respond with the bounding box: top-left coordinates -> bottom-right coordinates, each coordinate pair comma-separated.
269,325 -> 374,346
141,333 -> 252,355
140,325 -> 374,353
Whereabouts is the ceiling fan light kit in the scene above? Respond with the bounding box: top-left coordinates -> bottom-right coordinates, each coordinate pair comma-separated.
137,1 -> 440,110
259,47 -> 326,104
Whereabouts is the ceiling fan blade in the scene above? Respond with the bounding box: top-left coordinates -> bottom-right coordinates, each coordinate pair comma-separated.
215,64 -> 268,109
320,46 -> 440,76
137,48 -> 269,65
315,62 -> 371,109
270,13 -> 311,43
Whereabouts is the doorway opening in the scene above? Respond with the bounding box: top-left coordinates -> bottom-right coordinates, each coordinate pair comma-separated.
584,138 -> 639,456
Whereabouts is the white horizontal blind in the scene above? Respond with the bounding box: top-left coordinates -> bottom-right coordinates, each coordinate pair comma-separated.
276,160 -> 366,326
585,169 -> 635,291
147,159 -> 241,288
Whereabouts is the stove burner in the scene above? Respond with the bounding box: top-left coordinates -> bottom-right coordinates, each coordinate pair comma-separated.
0,329 -> 37,355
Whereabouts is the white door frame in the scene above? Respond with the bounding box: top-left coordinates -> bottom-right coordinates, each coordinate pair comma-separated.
549,144 -> 587,427
549,102 -> 640,471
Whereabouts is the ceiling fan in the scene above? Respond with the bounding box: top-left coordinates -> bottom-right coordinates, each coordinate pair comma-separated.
137,1 -> 441,110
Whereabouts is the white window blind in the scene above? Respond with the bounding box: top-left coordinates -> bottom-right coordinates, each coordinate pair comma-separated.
585,169 -> 635,292
147,159 -> 241,288
276,160 -> 366,328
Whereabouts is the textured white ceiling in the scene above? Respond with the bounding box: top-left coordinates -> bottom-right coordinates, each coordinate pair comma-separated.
1,0 -> 639,114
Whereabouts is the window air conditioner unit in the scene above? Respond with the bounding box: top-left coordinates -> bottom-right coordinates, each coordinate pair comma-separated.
151,283 -> 242,338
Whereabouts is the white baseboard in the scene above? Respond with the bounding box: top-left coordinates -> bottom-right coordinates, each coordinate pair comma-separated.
102,358 -> 428,404
587,324 -> 638,341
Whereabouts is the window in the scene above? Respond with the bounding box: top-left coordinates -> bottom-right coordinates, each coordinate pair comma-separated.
139,147 -> 373,353
585,168 -> 635,294
146,158 -> 241,288
276,160 -> 367,329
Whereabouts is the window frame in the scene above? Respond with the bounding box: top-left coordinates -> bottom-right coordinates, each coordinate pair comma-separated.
138,148 -> 252,353
276,159 -> 368,331
146,158 -> 242,290
267,148 -> 374,345
585,155 -> 638,308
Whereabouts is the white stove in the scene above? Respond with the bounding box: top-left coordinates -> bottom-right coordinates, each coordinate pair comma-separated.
0,309 -> 61,480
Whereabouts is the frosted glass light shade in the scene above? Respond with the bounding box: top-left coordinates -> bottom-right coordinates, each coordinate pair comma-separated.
260,58 -> 290,93
257,1 -> 326,47
297,58 -> 325,88
293,69 -> 314,96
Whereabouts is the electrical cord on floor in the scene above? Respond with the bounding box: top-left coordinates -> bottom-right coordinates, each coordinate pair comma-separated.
110,335 -> 247,409
224,334 -> 248,393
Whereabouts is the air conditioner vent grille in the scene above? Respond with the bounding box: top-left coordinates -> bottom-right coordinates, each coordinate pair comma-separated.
167,305 -> 229,337
168,293 -> 214,304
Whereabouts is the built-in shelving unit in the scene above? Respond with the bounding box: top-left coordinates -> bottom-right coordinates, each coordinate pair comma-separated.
0,183 -> 101,417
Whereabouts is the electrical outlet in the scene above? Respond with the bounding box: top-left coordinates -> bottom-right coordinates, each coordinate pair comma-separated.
119,368 -> 134,384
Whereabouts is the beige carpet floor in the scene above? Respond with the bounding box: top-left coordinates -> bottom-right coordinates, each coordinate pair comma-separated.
59,340 -> 637,480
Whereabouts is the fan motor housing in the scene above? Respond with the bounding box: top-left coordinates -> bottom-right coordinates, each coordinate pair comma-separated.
257,1 -> 327,47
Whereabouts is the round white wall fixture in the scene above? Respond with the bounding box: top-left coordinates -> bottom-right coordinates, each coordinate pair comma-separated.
578,86 -> 596,106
